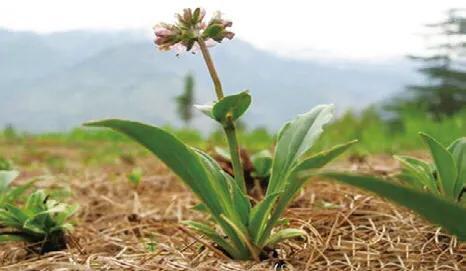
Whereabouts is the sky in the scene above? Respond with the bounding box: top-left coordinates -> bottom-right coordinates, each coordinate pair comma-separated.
1,0 -> 465,60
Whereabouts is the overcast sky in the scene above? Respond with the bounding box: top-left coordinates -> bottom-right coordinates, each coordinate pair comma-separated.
1,0 -> 465,60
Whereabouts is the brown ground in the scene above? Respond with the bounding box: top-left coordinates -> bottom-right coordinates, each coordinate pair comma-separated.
0,140 -> 465,270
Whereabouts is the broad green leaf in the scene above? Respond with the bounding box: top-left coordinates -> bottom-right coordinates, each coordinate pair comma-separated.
248,192 -> 281,243
221,214 -> 259,261
294,140 -> 358,173
420,133 -> 457,198
183,221 -> 238,258
0,208 -> 24,228
212,91 -> 251,122
257,138 -> 353,246
192,149 -> 235,215
193,148 -> 250,226
194,104 -> 214,119
84,119 -> 225,217
25,190 -> 47,214
271,141 -> 358,223
0,170 -> 19,192
322,173 -> 466,241
251,150 -> 273,178
224,171 -> 251,225
194,149 -> 250,231
3,204 -> 29,224
265,228 -> 306,246
192,203 -> 209,213
394,155 -> 437,193
267,104 -> 334,195
85,119 -> 250,256
23,219 -> 47,234
256,141 -> 355,245
448,138 -> 466,198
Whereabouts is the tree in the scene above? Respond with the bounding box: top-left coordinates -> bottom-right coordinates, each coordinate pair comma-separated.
175,73 -> 195,126
400,9 -> 466,118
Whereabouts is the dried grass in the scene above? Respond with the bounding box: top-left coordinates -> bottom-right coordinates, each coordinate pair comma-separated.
0,143 -> 465,270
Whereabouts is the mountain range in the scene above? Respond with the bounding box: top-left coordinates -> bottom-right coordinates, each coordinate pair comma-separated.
0,28 -> 420,132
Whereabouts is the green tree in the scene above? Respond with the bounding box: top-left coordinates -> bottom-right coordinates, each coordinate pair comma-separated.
175,73 -> 195,126
401,9 -> 466,118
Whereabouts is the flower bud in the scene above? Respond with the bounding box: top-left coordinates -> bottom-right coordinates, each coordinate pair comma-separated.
153,8 -> 235,53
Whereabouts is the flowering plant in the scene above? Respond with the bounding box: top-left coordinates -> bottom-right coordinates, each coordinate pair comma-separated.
85,8 -> 355,260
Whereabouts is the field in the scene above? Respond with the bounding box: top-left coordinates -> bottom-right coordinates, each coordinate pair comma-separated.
1,113 -> 465,270
2,3 -> 465,270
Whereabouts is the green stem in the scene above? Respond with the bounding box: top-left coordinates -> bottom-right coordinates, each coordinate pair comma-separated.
224,119 -> 248,193
197,38 -> 224,100
197,38 -> 247,193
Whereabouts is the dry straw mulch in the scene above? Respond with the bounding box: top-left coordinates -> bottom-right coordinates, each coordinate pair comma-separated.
0,144 -> 465,271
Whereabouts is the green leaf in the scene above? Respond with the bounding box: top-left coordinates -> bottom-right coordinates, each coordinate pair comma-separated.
294,140 -> 358,174
256,140 -> 356,246
221,214 -> 259,261
85,119 -> 251,258
225,171 -> 251,225
420,133 -> 457,198
212,91 -> 251,123
248,191 -> 281,243
264,140 -> 357,236
53,203 -> 79,226
265,228 -> 306,246
0,170 -> 19,192
183,221 -> 238,258
194,104 -> 214,119
267,104 -> 334,195
84,119 -> 225,217
193,148 -> 250,230
262,140 -> 358,240
394,155 -> 437,193
0,233 -> 30,243
448,138 -> 466,198
3,204 -> 29,224
192,203 -> 209,213
322,173 -> 466,241
0,208 -> 24,228
251,150 -> 273,178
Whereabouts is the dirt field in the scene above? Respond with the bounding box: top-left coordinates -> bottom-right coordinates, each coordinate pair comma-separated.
0,140 -> 465,270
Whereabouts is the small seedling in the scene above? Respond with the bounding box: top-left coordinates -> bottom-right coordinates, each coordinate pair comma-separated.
0,189 -> 78,253
323,134 -> 466,241
395,133 -> 466,203
85,8 -> 355,261
127,167 -> 143,187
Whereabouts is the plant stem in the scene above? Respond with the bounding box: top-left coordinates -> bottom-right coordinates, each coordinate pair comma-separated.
197,38 -> 247,193
197,38 -> 224,100
224,119 -> 248,193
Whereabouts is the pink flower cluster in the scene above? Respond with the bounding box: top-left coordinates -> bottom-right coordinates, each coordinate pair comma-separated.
153,8 -> 235,53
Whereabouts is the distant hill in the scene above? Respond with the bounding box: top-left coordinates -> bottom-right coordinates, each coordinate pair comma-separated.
0,28 -> 419,132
